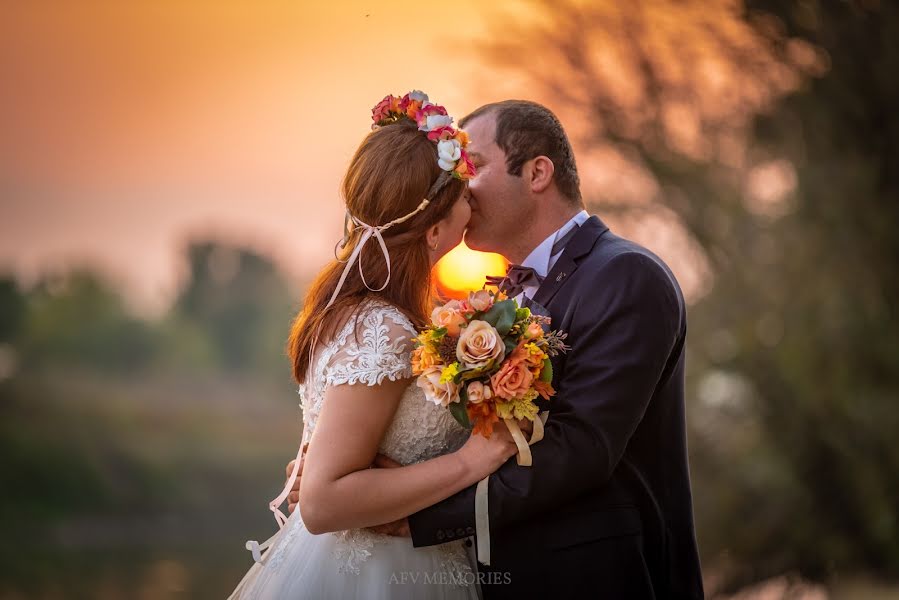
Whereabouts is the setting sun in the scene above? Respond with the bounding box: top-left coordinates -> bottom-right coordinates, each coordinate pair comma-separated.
434,241 -> 507,298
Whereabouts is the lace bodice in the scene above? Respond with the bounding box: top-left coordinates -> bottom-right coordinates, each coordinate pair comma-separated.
299,299 -> 468,464
274,299 -> 469,576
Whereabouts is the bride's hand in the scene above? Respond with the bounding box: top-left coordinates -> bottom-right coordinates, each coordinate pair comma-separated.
455,424 -> 519,482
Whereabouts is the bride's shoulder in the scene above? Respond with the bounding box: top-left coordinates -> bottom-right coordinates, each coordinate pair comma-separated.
347,297 -> 416,335
321,298 -> 419,387
327,298 -> 418,346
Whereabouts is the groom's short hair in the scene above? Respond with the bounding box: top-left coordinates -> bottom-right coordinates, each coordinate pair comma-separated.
460,100 -> 582,204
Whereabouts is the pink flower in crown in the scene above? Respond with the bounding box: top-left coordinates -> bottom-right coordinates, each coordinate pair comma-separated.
427,125 -> 457,142
416,103 -> 447,121
399,92 -> 426,119
416,103 -> 451,131
372,95 -> 398,124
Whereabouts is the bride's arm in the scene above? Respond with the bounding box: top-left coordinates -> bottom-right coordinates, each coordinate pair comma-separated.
299,376 -> 516,535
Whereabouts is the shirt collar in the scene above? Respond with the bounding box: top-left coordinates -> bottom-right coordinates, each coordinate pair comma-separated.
521,210 -> 590,278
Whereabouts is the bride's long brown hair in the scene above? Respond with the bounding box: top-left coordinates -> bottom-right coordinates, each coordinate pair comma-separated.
287,118 -> 466,384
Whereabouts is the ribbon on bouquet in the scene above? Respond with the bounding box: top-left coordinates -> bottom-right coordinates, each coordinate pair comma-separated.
474,411 -> 549,566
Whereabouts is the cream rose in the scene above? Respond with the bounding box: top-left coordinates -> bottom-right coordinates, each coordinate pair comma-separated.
431,300 -> 467,337
456,320 -> 505,368
408,90 -> 429,103
417,366 -> 460,407
466,381 -> 494,404
437,139 -> 462,171
468,290 -> 493,312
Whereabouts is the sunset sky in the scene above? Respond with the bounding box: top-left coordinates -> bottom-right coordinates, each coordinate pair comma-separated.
1,1 -> 788,315
1,1 -> 541,315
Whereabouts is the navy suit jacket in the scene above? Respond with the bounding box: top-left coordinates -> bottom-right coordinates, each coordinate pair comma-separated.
408,216 -> 704,599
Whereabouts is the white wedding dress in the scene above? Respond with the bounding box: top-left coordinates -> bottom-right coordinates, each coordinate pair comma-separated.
230,299 -> 479,600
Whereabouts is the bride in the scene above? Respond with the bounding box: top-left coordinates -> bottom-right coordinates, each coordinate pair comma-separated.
229,91 -> 518,599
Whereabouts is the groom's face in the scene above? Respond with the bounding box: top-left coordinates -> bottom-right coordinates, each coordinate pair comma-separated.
462,112 -> 529,255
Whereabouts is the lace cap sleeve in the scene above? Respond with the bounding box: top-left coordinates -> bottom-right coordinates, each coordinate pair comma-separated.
323,301 -> 418,388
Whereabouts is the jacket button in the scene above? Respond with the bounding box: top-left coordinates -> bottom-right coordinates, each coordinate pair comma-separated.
464,539 -> 473,547
465,526 -> 475,535
456,528 -> 466,537
445,529 -> 455,539
436,530 -> 445,541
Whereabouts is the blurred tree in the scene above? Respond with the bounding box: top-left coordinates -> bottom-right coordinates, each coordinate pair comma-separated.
477,0 -> 899,589
16,270 -> 158,373
169,241 -> 297,378
0,277 -> 26,343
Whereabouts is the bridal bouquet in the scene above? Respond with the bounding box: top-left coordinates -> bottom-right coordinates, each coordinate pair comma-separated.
412,290 -> 569,566
411,290 -> 569,444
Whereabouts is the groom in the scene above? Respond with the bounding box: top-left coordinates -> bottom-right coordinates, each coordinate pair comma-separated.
290,100 -> 704,599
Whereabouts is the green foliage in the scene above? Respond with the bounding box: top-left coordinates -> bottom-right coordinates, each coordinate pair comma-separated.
481,299 -> 517,336
0,239 -> 304,596
540,358 -> 553,384
451,387 -> 472,429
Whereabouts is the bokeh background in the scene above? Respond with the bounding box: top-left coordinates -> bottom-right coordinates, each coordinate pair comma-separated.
2,1 -> 897,598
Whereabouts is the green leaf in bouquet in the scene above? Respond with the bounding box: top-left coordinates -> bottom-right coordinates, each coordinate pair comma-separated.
515,307 -> 531,322
503,337 -> 519,356
450,388 -> 471,429
540,358 -> 554,383
482,299 -> 516,336
459,364 -> 492,382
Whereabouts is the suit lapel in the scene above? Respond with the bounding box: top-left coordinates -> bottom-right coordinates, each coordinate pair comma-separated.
532,215 -> 609,308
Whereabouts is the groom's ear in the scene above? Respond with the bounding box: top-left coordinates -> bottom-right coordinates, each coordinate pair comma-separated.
527,156 -> 555,194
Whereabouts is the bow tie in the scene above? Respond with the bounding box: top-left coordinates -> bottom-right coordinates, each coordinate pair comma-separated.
484,222 -> 582,300
485,266 -> 543,299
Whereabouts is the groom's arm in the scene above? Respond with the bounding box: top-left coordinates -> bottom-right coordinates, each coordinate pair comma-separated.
408,252 -> 682,548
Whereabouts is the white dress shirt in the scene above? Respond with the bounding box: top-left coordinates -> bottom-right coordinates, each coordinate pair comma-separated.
515,210 -> 590,303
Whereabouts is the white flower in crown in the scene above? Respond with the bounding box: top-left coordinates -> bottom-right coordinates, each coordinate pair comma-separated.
419,114 -> 453,132
437,139 -> 462,171
408,90 -> 429,103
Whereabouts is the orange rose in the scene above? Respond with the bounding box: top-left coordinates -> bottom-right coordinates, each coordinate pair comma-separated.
431,300 -> 467,337
490,359 -> 534,401
523,322 -> 544,339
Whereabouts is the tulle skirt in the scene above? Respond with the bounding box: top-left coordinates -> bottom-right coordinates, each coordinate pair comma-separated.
229,509 -> 480,600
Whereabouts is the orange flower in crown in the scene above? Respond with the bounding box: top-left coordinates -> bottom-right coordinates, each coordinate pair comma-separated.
371,90 -> 477,181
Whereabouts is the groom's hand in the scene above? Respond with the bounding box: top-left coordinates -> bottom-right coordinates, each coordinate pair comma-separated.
365,453 -> 412,538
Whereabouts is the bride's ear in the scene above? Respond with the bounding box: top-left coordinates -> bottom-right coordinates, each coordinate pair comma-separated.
426,224 -> 440,252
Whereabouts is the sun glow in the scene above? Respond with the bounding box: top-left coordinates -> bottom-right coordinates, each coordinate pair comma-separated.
434,241 -> 507,298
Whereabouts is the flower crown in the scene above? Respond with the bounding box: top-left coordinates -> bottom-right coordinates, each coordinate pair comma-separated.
371,90 -> 476,181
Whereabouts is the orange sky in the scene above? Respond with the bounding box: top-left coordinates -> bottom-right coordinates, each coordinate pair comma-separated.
0,1 -> 537,314
1,1 -> 788,315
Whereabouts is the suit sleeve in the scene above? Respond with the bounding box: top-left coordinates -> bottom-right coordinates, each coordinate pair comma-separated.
408,252 -> 683,548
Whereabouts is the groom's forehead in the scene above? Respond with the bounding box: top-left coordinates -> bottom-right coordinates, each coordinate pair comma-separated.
465,121 -> 499,155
